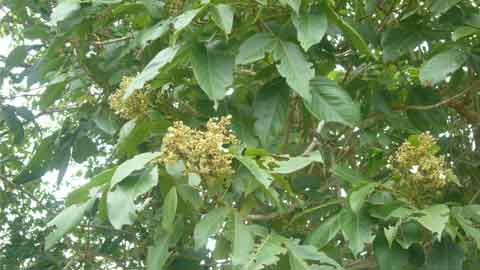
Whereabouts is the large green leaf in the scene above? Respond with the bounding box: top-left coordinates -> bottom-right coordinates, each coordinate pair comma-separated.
0,106 -> 24,145
340,209 -> 373,256
286,239 -> 344,270
413,204 -> 449,241
306,213 -> 341,249
272,151 -> 323,174
253,79 -> 290,147
211,4 -> 234,36
292,12 -> 328,51
236,33 -> 276,65
193,207 -> 230,250
172,8 -> 203,33
124,46 -> 181,99
235,154 -> 274,188
107,166 -> 159,229
162,187 -> 178,232
430,0 -> 462,15
45,198 -> 95,250
373,233 -> 410,270
452,207 -> 480,249
191,43 -> 234,102
324,3 -> 372,58
135,20 -> 170,49
50,0 -> 80,25
65,168 -> 115,206
242,233 -> 287,270
232,212 -> 254,266
305,76 -> 360,127
425,239 -> 464,270
419,48 -> 467,86
272,40 -> 314,101
110,152 -> 161,188
349,182 -> 378,213
381,27 -> 423,62
147,232 -> 172,270
279,0 -> 301,13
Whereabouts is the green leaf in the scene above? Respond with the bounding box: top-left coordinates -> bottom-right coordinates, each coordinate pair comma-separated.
236,33 -> 276,65
211,4 -> 234,36
349,182 -> 378,213
123,46 -> 181,99
191,43 -> 234,102
93,108 -> 120,136
419,48 -> 467,86
172,8 -> 203,33
373,233 -> 410,270
162,187 -> 178,232
453,26 -> 480,41
381,27 -> 423,62
305,76 -> 360,127
108,166 -> 159,229
50,0 -> 80,25
0,106 -> 24,145
272,40 -> 314,101
425,238 -> 464,270
147,232 -> 172,270
232,212 -> 254,266
430,0 -> 462,15
253,79 -> 290,147
45,198 -> 95,250
39,82 -> 66,110
242,233 -> 288,270
110,152 -> 161,188
306,214 -> 341,249
135,20 -> 170,49
286,239 -> 344,270
116,119 -> 153,158
235,154 -> 274,188
452,207 -> 480,249
72,136 -> 97,163
65,168 -> 115,206
292,12 -> 328,51
340,209 -> 373,256
396,221 -> 423,249
413,204 -> 449,241
5,46 -> 28,67
331,164 -> 366,185
279,0 -> 301,13
324,3 -> 372,58
194,207 -> 230,250
14,134 -> 57,184
272,151 -> 323,174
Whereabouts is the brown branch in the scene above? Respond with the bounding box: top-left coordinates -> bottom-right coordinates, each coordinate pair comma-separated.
0,173 -> 54,215
93,35 -> 132,46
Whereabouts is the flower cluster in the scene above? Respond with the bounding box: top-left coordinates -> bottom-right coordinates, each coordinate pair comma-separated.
109,76 -> 150,120
390,132 -> 455,195
158,116 -> 238,180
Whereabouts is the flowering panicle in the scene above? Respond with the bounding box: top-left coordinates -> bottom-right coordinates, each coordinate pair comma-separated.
390,132 -> 455,198
157,116 -> 238,181
109,76 -> 150,120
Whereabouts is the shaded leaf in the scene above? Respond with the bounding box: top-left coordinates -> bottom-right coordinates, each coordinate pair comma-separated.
349,182 -> 378,213
194,207 -> 230,250
381,27 -> 423,62
232,212 -> 254,266
340,209 -> 373,256
147,232 -> 172,270
431,0 -> 462,15
272,40 -> 314,100
272,151 -> 323,174
305,76 -> 360,127
292,12 -> 328,51
236,33 -> 276,65
413,204 -> 449,241
419,48 -> 467,86
162,187 -> 178,232
306,214 -> 341,249
191,43 -> 234,102
211,4 -> 234,36
235,154 -> 274,188
65,168 -> 115,206
253,79 -> 290,147
425,238 -> 464,270
45,198 -> 95,250
110,152 -> 161,188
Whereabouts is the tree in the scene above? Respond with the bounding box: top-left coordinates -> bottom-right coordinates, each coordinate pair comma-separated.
0,0 -> 480,269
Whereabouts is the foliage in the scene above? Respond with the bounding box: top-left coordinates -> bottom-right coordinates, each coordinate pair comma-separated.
0,0 -> 480,269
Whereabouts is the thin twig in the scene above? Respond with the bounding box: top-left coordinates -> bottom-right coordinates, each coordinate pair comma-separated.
94,35 -> 132,46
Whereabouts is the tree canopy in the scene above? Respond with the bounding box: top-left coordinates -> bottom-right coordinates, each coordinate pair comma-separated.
1,0 -> 480,269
